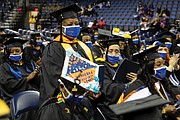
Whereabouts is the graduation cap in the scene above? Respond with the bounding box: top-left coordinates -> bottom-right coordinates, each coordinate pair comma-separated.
133,45 -> 160,62
4,37 -> 28,48
0,33 -> 18,44
80,27 -> 92,36
109,94 -> 170,116
99,38 -> 123,48
157,31 -> 176,40
147,37 -> 170,45
50,4 -> 82,21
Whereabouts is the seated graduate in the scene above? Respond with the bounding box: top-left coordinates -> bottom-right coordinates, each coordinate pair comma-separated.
150,37 -> 180,101
92,30 -> 106,60
93,38 -> 139,120
0,31 -> 17,65
96,38 -> 137,83
36,78 -> 95,120
121,45 -> 180,120
24,32 -> 45,66
78,27 -> 93,49
0,37 -> 40,104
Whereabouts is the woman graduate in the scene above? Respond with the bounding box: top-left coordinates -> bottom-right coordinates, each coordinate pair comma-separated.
94,39 -> 139,120
38,4 -> 98,120
0,37 -> 40,104
121,46 -> 179,120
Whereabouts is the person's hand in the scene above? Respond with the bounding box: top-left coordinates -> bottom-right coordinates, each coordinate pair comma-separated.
126,72 -> 137,82
164,104 -> 176,114
36,58 -> 41,66
59,84 -> 69,98
167,54 -> 179,72
26,67 -> 40,81
86,91 -> 101,100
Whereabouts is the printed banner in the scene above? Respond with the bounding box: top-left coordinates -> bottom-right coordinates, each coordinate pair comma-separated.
61,49 -> 100,93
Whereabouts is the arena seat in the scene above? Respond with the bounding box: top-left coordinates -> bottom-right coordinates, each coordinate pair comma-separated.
10,91 -> 40,119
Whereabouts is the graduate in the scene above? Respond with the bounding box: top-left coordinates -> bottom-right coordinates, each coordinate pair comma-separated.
0,37 -> 40,104
38,4 -> 99,120
0,37 -> 40,120
24,32 -> 44,66
94,38 -> 139,120
79,27 -> 93,49
121,45 -> 180,120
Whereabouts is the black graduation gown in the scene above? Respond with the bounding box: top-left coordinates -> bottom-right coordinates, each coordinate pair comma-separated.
0,61 -> 39,120
36,97 -> 94,120
0,51 -> 4,65
0,61 -> 39,103
96,60 -> 164,120
96,61 -> 125,105
40,41 -> 94,104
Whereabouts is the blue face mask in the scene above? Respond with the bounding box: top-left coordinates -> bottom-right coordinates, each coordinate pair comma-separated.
107,54 -> 119,65
63,25 -> 80,38
165,42 -> 172,49
66,93 -> 84,104
158,51 -> 167,59
170,30 -> 177,34
154,66 -> 167,80
94,35 -> 98,40
9,53 -> 23,62
36,40 -> 43,46
132,39 -> 139,45
62,86 -> 84,104
85,41 -> 92,49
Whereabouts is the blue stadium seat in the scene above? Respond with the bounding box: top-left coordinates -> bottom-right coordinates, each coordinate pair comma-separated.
10,91 -> 40,119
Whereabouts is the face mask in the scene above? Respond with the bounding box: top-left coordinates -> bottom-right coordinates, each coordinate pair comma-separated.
158,51 -> 167,59
165,42 -> 172,49
61,84 -> 84,104
9,53 -> 23,62
85,41 -> 92,49
66,93 -> 84,104
107,54 -> 119,65
94,35 -> 98,40
154,66 -> 167,80
153,41 -> 162,46
170,30 -> 177,34
132,39 -> 139,44
62,25 -> 80,38
36,40 -> 43,46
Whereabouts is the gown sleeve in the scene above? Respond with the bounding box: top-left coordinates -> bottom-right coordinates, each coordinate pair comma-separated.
40,42 -> 66,103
